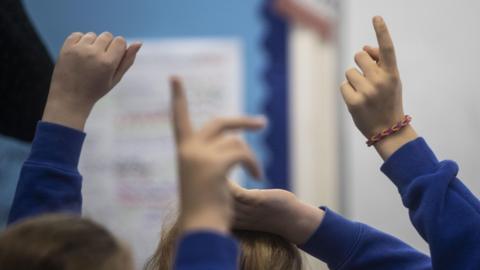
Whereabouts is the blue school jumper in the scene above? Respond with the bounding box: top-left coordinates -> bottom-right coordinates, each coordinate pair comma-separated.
7,122 -> 480,269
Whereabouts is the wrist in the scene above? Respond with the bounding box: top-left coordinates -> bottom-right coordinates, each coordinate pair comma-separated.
363,112 -> 406,137
180,208 -> 231,235
374,124 -> 418,160
285,202 -> 325,245
42,95 -> 93,131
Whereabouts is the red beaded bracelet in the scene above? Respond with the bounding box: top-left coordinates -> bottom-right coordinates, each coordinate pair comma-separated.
366,115 -> 412,147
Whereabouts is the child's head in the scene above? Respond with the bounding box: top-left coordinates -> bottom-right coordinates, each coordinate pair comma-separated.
0,214 -> 133,270
146,221 -> 303,270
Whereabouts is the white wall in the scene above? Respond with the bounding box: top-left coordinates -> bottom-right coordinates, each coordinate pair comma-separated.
342,0 -> 480,252
290,23 -> 338,270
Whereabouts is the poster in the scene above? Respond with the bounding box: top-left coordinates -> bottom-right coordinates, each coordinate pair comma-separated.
80,39 -> 243,268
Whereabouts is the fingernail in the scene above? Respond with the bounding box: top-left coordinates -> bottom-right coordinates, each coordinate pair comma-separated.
254,116 -> 268,125
373,16 -> 383,24
134,43 -> 142,52
170,75 -> 180,83
169,76 -> 182,92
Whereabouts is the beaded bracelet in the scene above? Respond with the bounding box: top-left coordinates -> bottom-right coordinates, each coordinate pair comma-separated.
366,115 -> 412,147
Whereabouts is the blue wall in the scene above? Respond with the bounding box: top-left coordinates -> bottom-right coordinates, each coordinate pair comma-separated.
22,0 -> 270,187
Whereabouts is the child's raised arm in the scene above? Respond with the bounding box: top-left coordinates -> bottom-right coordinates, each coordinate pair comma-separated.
341,16 -> 417,160
170,78 -> 265,270
342,16 -> 480,269
230,182 -> 431,270
8,32 -> 141,224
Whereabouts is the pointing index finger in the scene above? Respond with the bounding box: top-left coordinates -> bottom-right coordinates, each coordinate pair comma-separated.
373,16 -> 398,71
170,77 -> 194,143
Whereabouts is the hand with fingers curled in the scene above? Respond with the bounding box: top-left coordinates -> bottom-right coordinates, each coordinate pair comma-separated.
341,16 -> 418,159
230,181 -> 325,245
170,78 -> 266,235
43,31 -> 142,130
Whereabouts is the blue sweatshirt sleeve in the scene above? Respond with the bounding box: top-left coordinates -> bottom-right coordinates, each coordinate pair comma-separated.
300,208 -> 431,270
381,138 -> 480,270
7,122 -> 85,224
174,231 -> 239,270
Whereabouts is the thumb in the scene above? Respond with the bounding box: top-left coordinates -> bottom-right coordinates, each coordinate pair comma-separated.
112,42 -> 142,85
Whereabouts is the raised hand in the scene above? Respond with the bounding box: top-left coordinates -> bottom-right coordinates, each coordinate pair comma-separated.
341,16 -> 417,159
231,182 -> 324,245
342,16 -> 404,138
43,32 -> 142,130
170,77 -> 266,234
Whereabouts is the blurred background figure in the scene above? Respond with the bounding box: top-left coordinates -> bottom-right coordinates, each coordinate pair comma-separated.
0,0 -> 53,228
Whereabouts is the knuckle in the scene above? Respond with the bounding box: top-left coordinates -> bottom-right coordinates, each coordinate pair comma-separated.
179,144 -> 199,160
383,44 -> 395,53
66,46 -> 90,59
102,31 -> 113,38
68,32 -> 82,39
363,88 -> 378,99
99,57 -> 115,68
371,77 -> 387,88
348,103 -> 361,111
62,47 -> 78,57
81,48 -> 97,58
386,73 -> 400,84
231,137 -> 244,148
348,97 -> 365,110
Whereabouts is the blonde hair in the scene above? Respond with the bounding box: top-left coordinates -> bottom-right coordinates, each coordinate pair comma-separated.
0,214 -> 132,270
145,221 -> 302,270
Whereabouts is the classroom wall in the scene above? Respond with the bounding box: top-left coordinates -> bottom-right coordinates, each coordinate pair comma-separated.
342,0 -> 480,252
290,22 -> 338,270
